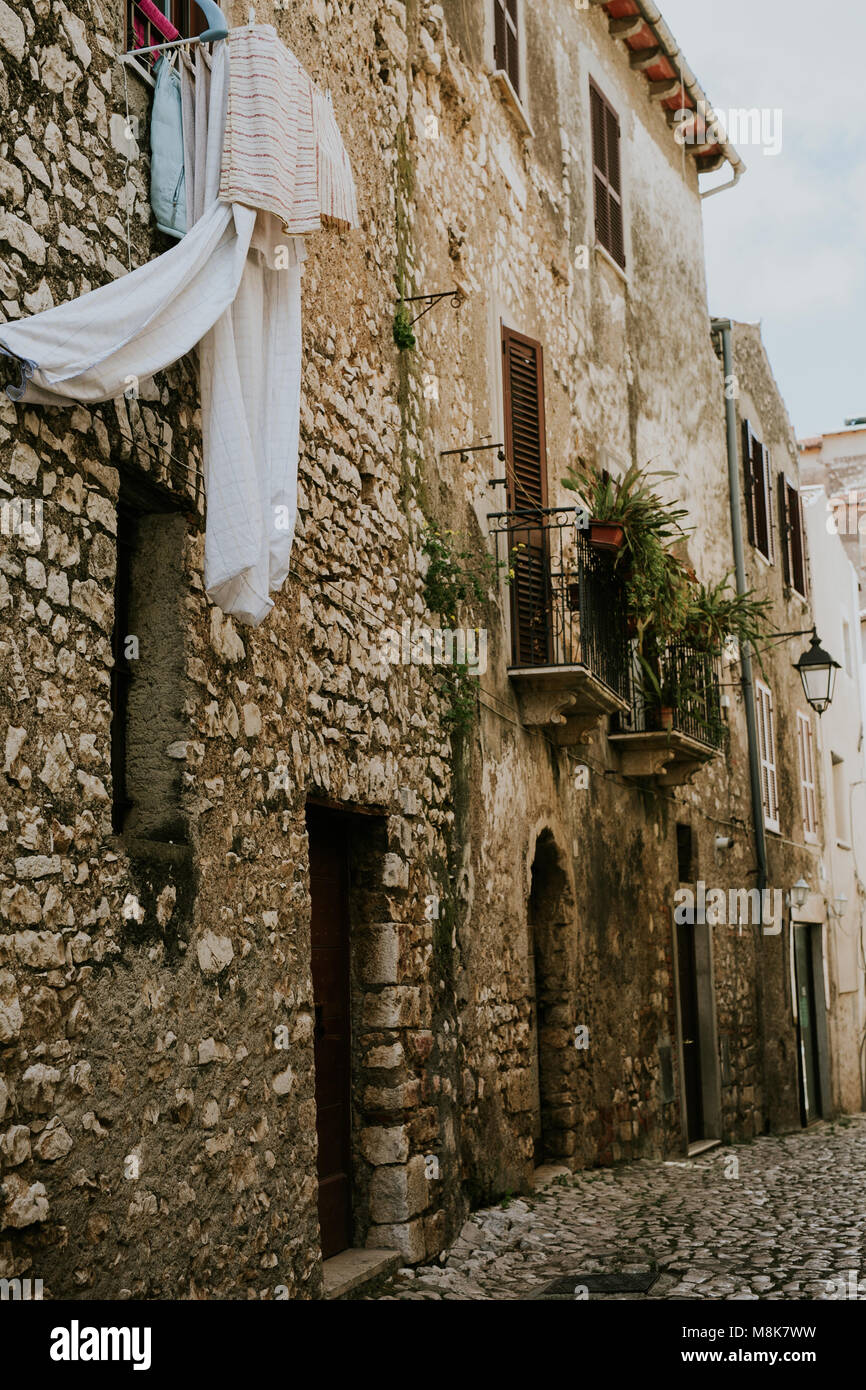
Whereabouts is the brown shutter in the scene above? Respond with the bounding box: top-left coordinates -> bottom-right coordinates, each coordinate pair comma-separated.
763,445 -> 775,563
742,420 -> 756,545
502,326 -> 550,666
788,482 -> 807,595
778,473 -> 791,585
605,105 -> 624,267
750,433 -> 778,564
591,81 -> 625,268
502,327 -> 548,511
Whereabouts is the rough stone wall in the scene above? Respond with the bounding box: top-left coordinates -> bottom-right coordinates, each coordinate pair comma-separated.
730,322 -> 832,1133
0,0 -> 858,1303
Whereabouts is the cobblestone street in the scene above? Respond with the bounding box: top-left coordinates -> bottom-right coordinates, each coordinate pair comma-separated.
374,1117 -> 866,1301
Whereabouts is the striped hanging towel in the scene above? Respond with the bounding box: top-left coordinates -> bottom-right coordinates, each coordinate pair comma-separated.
219,25 -> 319,234
312,85 -> 359,231
219,25 -> 358,235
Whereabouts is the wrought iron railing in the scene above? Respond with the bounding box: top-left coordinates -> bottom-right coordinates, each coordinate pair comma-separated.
488,506 -> 630,701
614,639 -> 725,750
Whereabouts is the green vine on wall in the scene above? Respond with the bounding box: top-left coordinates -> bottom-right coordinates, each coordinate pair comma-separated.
421,526 -> 501,734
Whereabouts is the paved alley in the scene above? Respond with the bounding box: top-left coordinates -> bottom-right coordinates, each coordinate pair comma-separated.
373,1117 -> 866,1300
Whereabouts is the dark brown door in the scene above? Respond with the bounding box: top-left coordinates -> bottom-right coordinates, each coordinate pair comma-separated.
307,806 -> 352,1259
794,924 -> 821,1125
676,921 -> 703,1143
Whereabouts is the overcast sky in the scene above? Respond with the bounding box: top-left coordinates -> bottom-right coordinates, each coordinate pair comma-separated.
659,0 -> 865,439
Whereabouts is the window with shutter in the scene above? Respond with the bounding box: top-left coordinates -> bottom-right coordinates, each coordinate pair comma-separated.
742,421 -> 773,561
755,680 -> 780,832
590,81 -> 625,269
742,421 -> 756,546
493,0 -> 521,96
796,711 -> 818,842
502,326 -> 550,666
778,474 -> 790,586
787,481 -> 807,595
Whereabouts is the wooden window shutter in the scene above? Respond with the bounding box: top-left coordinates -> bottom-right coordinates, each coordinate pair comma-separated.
744,422 -> 772,561
778,474 -> 791,585
502,326 -> 548,510
788,482 -> 807,595
763,444 -> 775,563
756,681 -> 780,831
591,81 -> 625,269
742,421 -> 756,546
752,441 -> 773,561
797,711 -> 818,839
493,0 -> 520,95
502,326 -> 549,665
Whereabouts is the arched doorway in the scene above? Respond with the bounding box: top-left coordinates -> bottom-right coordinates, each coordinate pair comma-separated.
527,830 -> 578,1166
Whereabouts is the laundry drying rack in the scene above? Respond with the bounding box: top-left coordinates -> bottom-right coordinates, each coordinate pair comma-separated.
120,0 -> 232,83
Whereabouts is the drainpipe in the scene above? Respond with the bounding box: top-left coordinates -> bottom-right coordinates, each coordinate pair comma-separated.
630,0 -> 746,197
712,319 -> 768,903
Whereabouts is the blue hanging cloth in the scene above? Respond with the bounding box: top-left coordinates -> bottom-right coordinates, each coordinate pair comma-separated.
150,55 -> 187,239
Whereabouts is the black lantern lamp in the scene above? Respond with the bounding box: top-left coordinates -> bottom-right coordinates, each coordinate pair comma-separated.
794,628 -> 840,715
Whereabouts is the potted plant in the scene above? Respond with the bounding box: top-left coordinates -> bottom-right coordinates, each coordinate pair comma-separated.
563,458 -> 690,563
637,647 -> 678,732
683,575 -> 773,660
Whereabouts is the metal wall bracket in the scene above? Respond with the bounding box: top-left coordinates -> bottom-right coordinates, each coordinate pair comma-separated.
401,288 -> 466,325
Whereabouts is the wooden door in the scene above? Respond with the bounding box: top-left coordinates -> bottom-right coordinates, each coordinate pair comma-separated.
307,806 -> 352,1259
676,921 -> 703,1143
794,924 -> 821,1125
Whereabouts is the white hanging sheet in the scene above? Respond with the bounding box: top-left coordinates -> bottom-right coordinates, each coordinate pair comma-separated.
0,38 -> 307,626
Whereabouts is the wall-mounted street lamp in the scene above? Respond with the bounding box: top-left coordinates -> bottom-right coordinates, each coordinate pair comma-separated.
793,629 -> 841,715
760,626 -> 840,715
831,892 -> 849,919
789,878 -> 810,911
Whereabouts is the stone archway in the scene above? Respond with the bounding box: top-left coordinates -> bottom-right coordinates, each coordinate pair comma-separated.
527,829 -> 579,1166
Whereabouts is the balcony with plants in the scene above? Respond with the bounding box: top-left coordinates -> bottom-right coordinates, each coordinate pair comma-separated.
487,504 -> 632,745
560,460 -> 772,785
489,459 -> 772,766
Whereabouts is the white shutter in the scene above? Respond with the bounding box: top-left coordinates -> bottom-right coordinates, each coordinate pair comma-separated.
756,680 -> 780,831
797,711 -> 818,840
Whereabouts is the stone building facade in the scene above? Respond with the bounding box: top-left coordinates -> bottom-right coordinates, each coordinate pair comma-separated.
0,0 -> 861,1301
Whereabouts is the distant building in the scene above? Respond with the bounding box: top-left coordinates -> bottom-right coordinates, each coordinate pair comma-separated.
802,486 -> 866,1113
799,428 -> 866,592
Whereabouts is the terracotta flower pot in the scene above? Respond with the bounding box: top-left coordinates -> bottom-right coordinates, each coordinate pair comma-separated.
589,520 -> 625,553
658,706 -> 674,731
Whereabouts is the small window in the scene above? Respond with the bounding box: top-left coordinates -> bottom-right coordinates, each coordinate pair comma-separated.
755,680 -> 780,832
742,421 -> 774,563
796,712 -> 818,842
126,0 -> 204,65
590,80 -> 625,269
832,754 -> 850,846
493,0 -> 521,96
